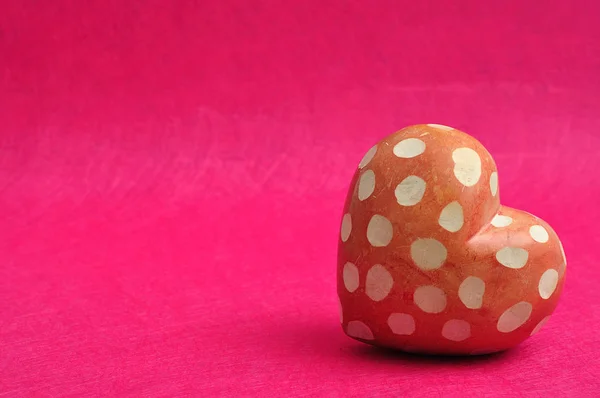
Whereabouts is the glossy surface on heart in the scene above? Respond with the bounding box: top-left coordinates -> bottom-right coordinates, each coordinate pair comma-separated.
337,124 -> 566,355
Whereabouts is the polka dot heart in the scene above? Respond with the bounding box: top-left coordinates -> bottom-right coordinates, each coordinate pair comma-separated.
338,124 -> 566,355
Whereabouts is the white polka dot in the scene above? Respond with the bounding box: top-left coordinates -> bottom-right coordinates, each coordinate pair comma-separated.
529,225 -> 549,243
442,319 -> 471,341
490,172 -> 498,196
365,264 -> 394,302
414,285 -> 447,313
538,269 -> 559,299
495,247 -> 529,269
497,301 -> 532,333
491,215 -> 512,227
410,238 -> 447,270
367,215 -> 394,247
531,316 -> 551,336
458,276 -> 485,309
393,138 -> 426,158
342,262 -> 359,293
346,320 -> 374,340
359,145 -> 377,169
395,175 -> 426,206
340,213 -> 352,242
452,147 -> 482,187
357,170 -> 376,201
438,201 -> 464,232
338,298 -> 343,323
427,124 -> 454,131
387,313 -> 415,335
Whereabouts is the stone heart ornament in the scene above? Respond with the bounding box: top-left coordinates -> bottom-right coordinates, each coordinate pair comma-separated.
337,124 -> 566,355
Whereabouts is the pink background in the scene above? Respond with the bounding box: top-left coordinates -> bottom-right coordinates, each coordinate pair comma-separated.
1,1 -> 599,396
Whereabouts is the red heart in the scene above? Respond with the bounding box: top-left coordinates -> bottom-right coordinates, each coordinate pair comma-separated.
338,124 -> 566,355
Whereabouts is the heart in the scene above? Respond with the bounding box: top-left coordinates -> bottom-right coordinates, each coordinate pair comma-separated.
338,124 -> 566,355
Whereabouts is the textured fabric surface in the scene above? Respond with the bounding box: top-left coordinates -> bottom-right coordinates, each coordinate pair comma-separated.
1,1 -> 599,396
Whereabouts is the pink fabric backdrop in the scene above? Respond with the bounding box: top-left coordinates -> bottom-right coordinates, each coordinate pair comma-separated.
1,1 -> 599,396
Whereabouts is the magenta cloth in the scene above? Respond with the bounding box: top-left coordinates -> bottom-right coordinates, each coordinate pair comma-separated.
1,1 -> 599,396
